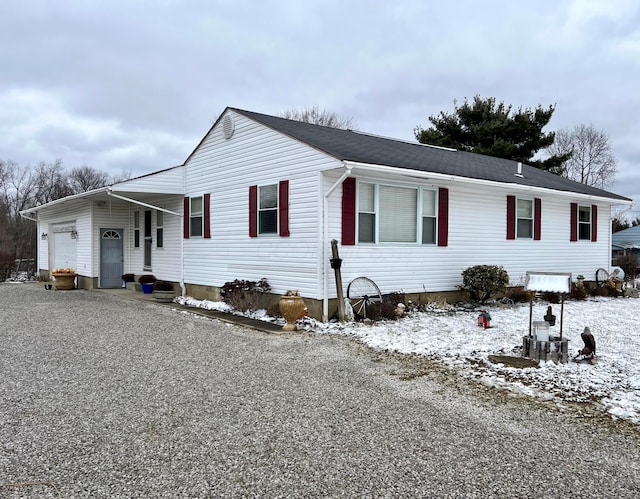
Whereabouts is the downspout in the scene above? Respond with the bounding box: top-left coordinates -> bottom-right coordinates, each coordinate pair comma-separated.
106,189 -> 186,296
322,165 -> 353,322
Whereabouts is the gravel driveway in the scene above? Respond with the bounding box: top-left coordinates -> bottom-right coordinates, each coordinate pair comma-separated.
1,283 -> 639,498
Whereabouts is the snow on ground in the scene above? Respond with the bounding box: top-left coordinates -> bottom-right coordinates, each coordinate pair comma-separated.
175,295 -> 640,425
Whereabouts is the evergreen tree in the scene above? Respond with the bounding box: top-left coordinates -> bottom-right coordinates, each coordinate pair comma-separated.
414,95 -> 570,173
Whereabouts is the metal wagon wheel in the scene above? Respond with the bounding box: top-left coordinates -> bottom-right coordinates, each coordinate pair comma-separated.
595,268 -> 610,286
346,277 -> 382,319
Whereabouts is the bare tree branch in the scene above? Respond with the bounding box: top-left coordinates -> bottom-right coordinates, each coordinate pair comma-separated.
547,124 -> 617,188
280,105 -> 358,130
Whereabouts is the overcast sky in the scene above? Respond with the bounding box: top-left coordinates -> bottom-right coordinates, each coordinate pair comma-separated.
1,0 -> 639,211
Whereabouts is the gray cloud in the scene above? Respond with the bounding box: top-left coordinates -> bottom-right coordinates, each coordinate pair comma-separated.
1,0 -> 638,211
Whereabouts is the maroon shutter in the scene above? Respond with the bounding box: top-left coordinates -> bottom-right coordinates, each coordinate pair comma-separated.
279,180 -> 290,237
437,187 -> 449,247
534,198 -> 541,241
341,177 -> 356,245
183,197 -> 190,239
249,185 -> 258,237
591,204 -> 597,242
570,203 -> 578,241
203,193 -> 211,239
506,195 -> 516,240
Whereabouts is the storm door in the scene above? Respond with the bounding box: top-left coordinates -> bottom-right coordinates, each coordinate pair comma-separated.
100,228 -> 124,288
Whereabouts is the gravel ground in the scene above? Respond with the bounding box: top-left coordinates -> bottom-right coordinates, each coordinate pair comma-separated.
1,283 -> 639,498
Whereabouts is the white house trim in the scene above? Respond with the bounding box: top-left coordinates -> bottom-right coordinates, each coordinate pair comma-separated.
344,161 -> 633,206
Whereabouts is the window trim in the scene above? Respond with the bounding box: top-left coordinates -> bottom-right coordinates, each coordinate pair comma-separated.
516,198 -> 534,239
257,183 -> 279,235
190,195 -> 204,238
156,210 -> 164,249
355,180 -> 438,245
133,211 -> 140,248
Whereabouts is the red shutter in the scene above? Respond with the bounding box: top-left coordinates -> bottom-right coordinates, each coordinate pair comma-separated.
249,185 -> 258,237
204,193 -> 211,239
506,195 -> 516,240
183,197 -> 190,239
570,203 -> 578,241
591,204 -> 597,242
279,180 -> 290,237
437,187 -> 449,247
534,198 -> 541,240
341,177 -> 356,245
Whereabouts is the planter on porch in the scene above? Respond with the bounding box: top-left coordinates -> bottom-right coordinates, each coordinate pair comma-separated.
138,274 -> 156,294
51,269 -> 77,290
153,281 -> 176,303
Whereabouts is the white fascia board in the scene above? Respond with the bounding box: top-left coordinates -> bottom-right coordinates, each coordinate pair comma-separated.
19,187 -> 110,216
343,161 -> 633,206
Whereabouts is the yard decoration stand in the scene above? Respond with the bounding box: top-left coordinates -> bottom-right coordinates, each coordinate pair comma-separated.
523,271 -> 571,363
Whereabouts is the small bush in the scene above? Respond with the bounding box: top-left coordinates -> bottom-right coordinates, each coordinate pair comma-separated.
386,291 -> 406,307
138,274 -> 156,284
505,286 -> 531,303
366,302 -> 398,321
569,283 -> 589,301
614,253 -> 638,282
153,280 -> 174,292
221,278 -> 271,312
460,265 -> 509,303
540,291 -> 561,304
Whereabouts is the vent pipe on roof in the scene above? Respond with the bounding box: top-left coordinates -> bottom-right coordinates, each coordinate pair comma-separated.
515,162 -> 524,178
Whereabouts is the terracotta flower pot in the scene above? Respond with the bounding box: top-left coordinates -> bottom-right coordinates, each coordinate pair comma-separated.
279,294 -> 306,331
51,273 -> 77,290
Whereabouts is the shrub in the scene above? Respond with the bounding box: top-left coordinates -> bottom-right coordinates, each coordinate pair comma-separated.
386,291 -> 406,307
540,291 -> 561,304
505,286 -> 531,303
221,278 -> 271,312
460,265 -> 509,303
569,283 -> 589,301
153,280 -> 174,292
366,301 -> 398,321
138,274 -> 156,284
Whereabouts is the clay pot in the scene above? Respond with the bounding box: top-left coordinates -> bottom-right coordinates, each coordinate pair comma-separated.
279,295 -> 306,331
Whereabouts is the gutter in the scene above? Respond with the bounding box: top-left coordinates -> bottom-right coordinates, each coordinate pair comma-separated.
322,164 -> 353,322
343,161 -> 633,205
106,189 -> 186,296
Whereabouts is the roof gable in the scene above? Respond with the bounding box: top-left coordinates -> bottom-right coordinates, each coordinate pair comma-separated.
231,108 -> 630,203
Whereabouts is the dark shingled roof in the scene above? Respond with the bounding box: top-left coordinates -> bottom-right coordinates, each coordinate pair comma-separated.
232,108 -> 630,203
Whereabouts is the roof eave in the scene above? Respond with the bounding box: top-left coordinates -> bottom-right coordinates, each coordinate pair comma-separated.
343,161 -> 633,205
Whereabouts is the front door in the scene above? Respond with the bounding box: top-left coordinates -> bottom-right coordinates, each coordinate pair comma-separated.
144,210 -> 152,270
100,228 -> 124,288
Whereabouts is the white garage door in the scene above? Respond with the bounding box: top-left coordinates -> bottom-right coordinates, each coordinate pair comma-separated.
53,231 -> 77,270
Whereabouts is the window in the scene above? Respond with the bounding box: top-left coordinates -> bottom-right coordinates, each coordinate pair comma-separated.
156,211 -> 164,248
259,184 -> 278,234
190,196 -> 203,237
422,189 -> 437,244
144,210 -> 152,269
517,199 -> 533,238
133,211 -> 140,248
356,182 -> 435,244
358,183 -> 375,243
578,205 -> 591,240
